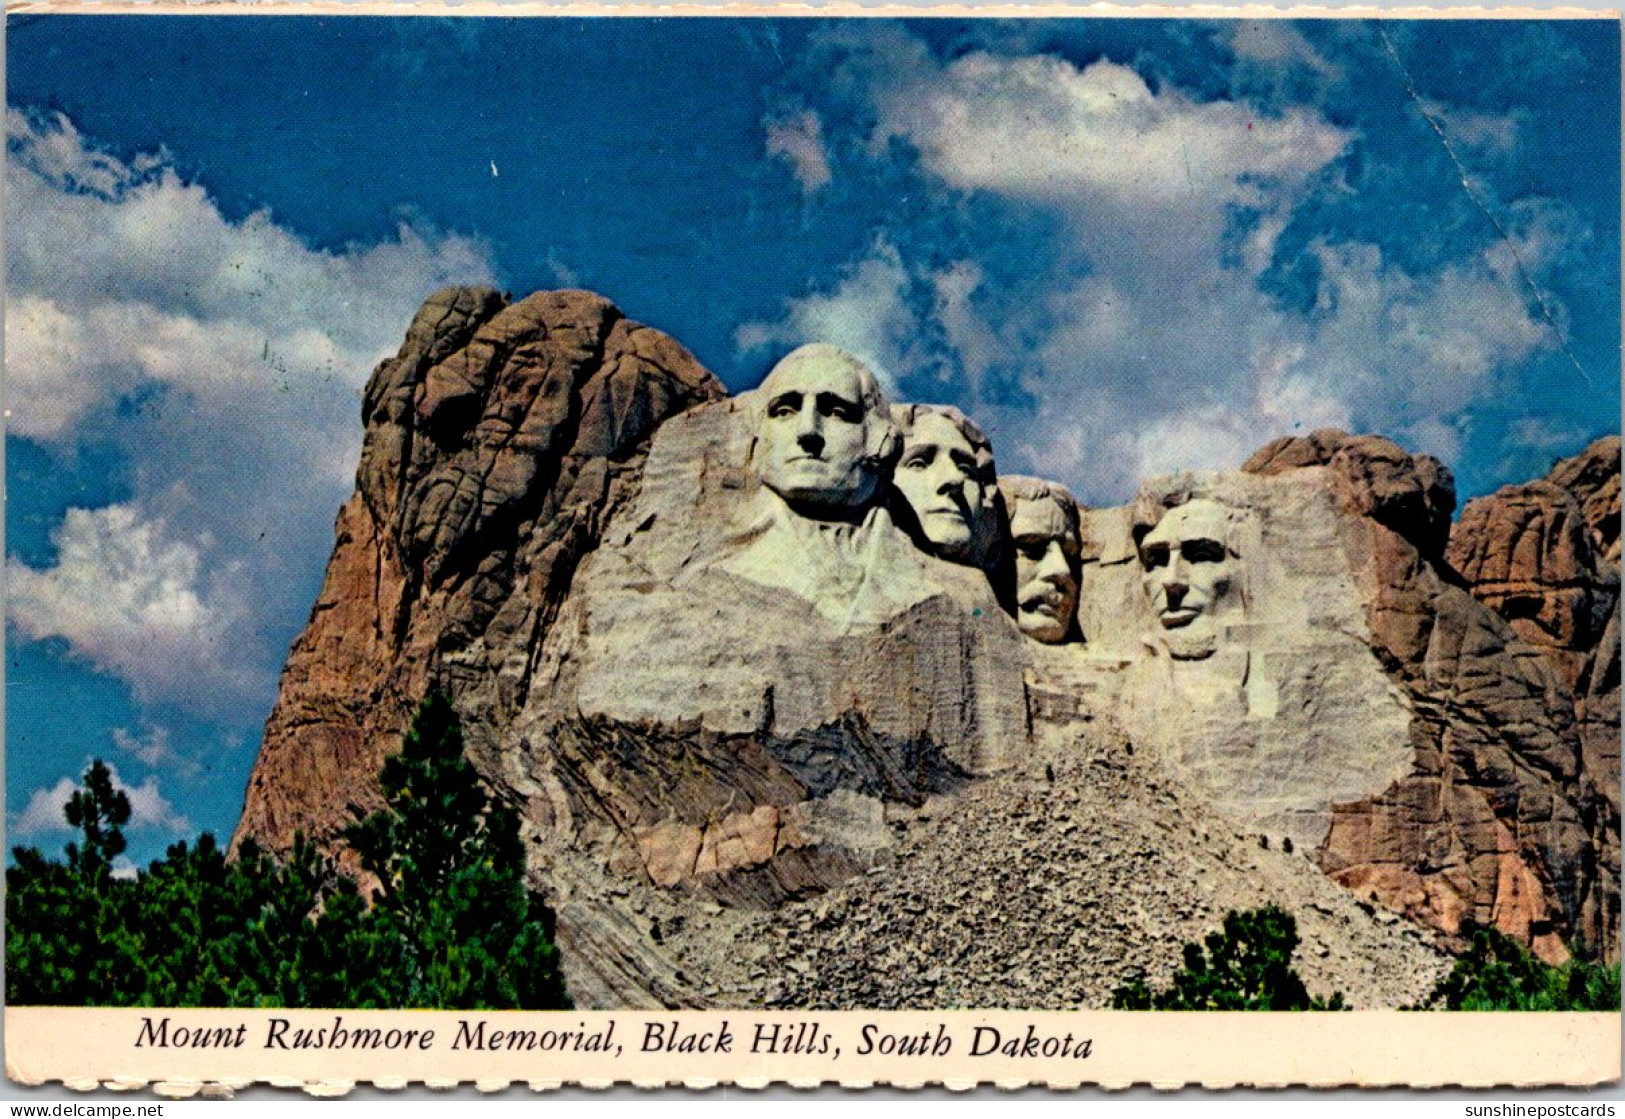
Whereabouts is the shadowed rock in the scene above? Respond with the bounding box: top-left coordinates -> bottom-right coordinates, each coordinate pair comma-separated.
1446,434 -> 1621,957
1243,431 -> 1607,962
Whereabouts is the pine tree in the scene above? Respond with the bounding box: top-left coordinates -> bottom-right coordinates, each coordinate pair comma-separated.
7,761 -> 142,1004
1417,925 -> 1621,1010
1112,906 -> 1346,1010
345,691 -> 569,1009
6,696 -> 569,1010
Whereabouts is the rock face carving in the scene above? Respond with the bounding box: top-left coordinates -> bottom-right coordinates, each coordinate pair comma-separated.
1085,470 -> 1414,858
890,403 -> 1003,574
1133,494 -> 1247,661
998,476 -> 1082,645
714,345 -> 948,627
236,289 -> 1618,1007
751,344 -> 895,511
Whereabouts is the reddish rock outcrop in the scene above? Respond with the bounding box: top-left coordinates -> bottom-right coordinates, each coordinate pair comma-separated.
1442,434 -> 1621,958
1551,436 -> 1622,567
1246,429 -> 1457,562
1245,429 -> 1612,962
1448,481 -> 1611,690
233,287 -> 725,855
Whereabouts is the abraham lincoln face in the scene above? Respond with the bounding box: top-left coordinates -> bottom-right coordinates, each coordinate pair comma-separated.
1137,498 -> 1240,661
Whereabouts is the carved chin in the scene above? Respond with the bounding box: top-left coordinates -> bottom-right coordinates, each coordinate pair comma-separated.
1160,625 -> 1219,660
1018,610 -> 1069,644
767,472 -> 876,509
920,512 -> 973,548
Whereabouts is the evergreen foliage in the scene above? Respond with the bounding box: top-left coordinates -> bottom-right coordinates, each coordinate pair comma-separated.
5,695 -> 568,1010
6,761 -> 142,1004
345,691 -> 568,1009
1111,905 -> 1346,1010
1416,925 -> 1620,1011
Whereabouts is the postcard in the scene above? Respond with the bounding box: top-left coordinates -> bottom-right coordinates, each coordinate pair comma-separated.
3,3 -> 1620,1094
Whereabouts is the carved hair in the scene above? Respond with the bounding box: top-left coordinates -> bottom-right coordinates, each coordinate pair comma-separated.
998,475 -> 1081,541
891,403 -> 997,483
1129,478 -> 1247,559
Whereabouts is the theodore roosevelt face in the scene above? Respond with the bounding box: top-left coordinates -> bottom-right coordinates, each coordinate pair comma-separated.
1138,498 -> 1238,661
1007,491 -> 1081,644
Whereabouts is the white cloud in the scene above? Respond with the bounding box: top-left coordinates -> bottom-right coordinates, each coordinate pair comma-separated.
11,780 -> 81,836
5,108 -> 497,713
113,724 -> 190,772
929,261 -> 1001,395
6,504 -> 247,705
122,775 -> 191,834
1418,97 -> 1525,158
10,765 -> 189,838
1508,415 -> 1584,456
764,109 -> 833,194
1306,239 -> 1549,412
868,52 -> 1351,270
1226,21 -> 1343,81
1130,342 -> 1354,478
6,109 -> 491,445
737,239 -> 923,392
753,35 -> 1564,504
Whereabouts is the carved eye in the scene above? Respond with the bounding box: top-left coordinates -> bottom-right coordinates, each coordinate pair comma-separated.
1141,545 -> 1170,569
767,393 -> 802,419
819,393 -> 863,423
1184,538 -> 1226,564
901,448 -> 932,470
1017,539 -> 1048,562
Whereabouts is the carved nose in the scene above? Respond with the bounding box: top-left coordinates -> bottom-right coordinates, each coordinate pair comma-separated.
1037,544 -> 1070,580
797,430 -> 825,455
1163,579 -> 1189,604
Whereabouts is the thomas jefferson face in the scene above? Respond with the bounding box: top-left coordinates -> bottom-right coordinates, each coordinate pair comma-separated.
1138,498 -> 1238,660
894,412 -> 994,563
1008,494 -> 1080,644
754,349 -> 886,511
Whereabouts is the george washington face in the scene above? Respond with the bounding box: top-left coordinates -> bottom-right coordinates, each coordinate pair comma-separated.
753,346 -> 894,513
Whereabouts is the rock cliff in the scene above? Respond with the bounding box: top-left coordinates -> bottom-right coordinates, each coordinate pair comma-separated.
1444,435 -> 1622,956
235,287 -> 725,856
1237,432 -> 1607,962
236,289 -> 1618,1006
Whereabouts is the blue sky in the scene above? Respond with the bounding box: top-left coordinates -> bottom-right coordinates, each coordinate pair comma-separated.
6,16 -> 1620,865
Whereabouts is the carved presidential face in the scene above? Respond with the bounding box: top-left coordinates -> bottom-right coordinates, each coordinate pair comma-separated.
894,412 -> 996,564
753,348 -> 890,511
1138,498 -> 1239,660
1008,494 -> 1081,644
